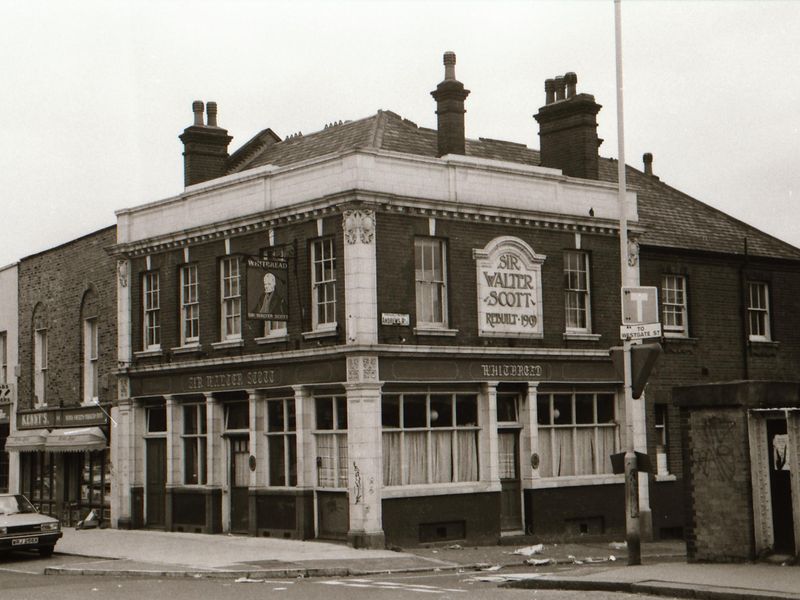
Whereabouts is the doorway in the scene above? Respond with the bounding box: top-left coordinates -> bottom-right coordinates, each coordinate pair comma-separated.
767,419 -> 795,554
229,435 -> 250,534
498,429 -> 523,532
145,438 -> 166,528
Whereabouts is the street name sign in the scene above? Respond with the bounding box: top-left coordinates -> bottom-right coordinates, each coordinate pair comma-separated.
620,322 -> 663,341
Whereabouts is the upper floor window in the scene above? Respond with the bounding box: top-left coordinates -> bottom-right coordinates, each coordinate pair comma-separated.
311,238 -> 336,330
220,258 -> 242,340
34,328 -> 48,407
0,331 -> 6,384
662,274 -> 688,337
180,264 -> 200,345
83,318 -> 98,402
143,271 -> 161,350
564,251 -> 590,332
747,281 -> 771,341
415,237 -> 448,328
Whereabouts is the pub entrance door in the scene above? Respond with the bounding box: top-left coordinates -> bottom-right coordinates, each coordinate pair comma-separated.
229,435 -> 250,534
145,438 -> 166,528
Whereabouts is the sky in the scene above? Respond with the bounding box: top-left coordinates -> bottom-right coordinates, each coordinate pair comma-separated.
2,0 -> 799,268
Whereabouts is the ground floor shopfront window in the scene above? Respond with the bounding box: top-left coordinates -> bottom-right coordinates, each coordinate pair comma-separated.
536,390 -> 619,478
20,449 -> 111,525
382,392 -> 479,486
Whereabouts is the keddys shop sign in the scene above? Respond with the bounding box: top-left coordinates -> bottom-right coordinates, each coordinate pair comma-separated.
473,236 -> 546,338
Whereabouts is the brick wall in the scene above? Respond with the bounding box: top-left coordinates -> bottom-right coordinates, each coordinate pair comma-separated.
129,216 -> 344,366
17,226 -> 117,409
680,406 -> 753,561
641,249 -> 800,478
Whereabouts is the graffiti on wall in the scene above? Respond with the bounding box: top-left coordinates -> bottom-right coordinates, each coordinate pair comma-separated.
693,416 -> 738,481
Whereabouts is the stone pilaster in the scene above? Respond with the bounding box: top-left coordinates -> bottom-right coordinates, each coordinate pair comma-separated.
342,208 -> 377,345
293,385 -> 314,488
520,382 -> 540,487
111,395 -> 133,528
205,393 -> 221,487
480,382 -> 500,488
345,355 -> 384,548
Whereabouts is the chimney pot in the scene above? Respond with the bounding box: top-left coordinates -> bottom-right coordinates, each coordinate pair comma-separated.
545,79 -> 556,105
443,51 -> 456,81
192,100 -> 204,126
555,76 -> 566,101
206,101 -> 218,127
643,152 -> 653,175
565,72 -> 578,98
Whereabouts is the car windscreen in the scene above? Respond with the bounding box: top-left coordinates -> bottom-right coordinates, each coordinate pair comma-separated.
0,495 -> 38,515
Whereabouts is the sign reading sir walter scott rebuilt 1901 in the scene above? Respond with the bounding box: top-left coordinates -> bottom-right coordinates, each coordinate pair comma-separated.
474,236 -> 546,338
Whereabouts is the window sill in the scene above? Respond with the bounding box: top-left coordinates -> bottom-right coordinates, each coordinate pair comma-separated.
302,328 -> 337,340
748,339 -> 779,347
562,332 -> 602,342
171,344 -> 203,355
655,473 -> 677,482
663,335 -> 696,342
211,339 -> 244,350
255,334 -> 289,345
382,481 -> 494,498
530,474 -> 623,489
414,327 -> 458,337
134,348 -> 163,359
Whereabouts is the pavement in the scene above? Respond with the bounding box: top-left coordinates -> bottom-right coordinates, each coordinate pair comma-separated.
35,528 -> 800,599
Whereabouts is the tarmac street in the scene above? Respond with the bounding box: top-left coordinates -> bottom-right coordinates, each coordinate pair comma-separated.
0,528 -> 798,600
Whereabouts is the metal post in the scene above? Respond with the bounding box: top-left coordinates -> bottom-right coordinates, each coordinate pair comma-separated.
615,0 -> 641,566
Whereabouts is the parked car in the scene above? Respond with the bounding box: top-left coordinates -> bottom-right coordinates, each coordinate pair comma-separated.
0,494 -> 62,557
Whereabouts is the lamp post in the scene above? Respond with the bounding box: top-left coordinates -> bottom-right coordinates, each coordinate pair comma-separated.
614,0 -> 641,566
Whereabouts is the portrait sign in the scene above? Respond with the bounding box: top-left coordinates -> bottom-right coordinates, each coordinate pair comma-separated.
473,236 -> 545,338
246,256 -> 289,320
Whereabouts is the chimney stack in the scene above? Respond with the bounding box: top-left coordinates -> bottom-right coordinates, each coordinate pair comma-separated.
534,72 -> 603,180
179,100 -> 233,187
431,51 -> 470,157
643,152 -> 653,176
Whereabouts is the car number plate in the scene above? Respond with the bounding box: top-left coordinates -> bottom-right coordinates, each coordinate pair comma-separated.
12,536 -> 39,546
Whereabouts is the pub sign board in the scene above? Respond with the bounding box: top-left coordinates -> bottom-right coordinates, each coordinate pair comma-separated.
246,256 -> 289,321
474,236 -> 546,338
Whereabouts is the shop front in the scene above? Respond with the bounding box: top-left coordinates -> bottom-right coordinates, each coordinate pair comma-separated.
6,405 -> 111,526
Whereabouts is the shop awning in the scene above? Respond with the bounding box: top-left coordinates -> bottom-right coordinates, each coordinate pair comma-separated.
3,429 -> 49,452
44,427 -> 107,452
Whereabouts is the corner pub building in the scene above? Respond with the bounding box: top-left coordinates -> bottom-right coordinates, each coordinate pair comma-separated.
108,53 -> 800,548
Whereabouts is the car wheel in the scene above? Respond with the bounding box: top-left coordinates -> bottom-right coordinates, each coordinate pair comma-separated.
39,546 -> 55,558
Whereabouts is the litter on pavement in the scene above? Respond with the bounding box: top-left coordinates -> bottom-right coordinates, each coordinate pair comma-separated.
512,543 -> 544,556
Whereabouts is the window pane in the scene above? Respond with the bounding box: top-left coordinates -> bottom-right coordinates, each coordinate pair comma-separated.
316,398 -> 333,430
286,400 -> 295,432
403,395 -> 427,427
225,402 -> 249,430
456,395 -> 478,426
336,397 -> 347,429
497,394 -> 518,422
575,394 -> 594,424
288,434 -> 297,486
148,407 -> 166,433
184,405 -> 197,434
268,400 -> 284,432
596,394 -> 615,423
382,395 -> 401,428
429,395 -> 452,427
537,396 -> 551,425
553,394 -> 572,425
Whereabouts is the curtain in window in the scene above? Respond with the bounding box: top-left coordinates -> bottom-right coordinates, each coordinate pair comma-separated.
597,427 -> 616,474
431,431 -> 453,483
382,432 -> 402,486
404,432 -> 427,484
337,434 -> 348,487
575,429 -> 595,475
498,432 -> 516,479
554,429 -> 574,476
457,430 -> 479,482
537,430 -> 552,478
316,434 -> 336,487
233,451 -> 249,487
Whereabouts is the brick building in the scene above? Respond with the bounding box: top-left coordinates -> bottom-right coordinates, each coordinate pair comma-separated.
5,226 -> 118,525
107,53 -> 800,550
0,262 -> 18,493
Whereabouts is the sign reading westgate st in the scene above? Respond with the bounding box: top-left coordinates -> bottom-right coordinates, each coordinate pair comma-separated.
474,237 -> 546,338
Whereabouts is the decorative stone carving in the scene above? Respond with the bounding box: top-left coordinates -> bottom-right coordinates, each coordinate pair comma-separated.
117,376 -> 129,399
117,260 -> 128,287
343,209 -> 375,245
627,237 -> 640,267
346,356 -> 379,382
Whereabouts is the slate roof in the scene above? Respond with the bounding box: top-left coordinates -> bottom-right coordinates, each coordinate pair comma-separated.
227,110 -> 800,261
